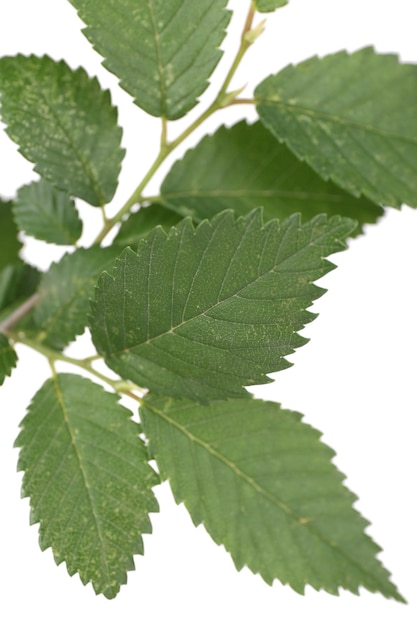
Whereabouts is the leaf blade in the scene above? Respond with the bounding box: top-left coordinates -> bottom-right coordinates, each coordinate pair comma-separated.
141,395 -> 403,600
254,0 -> 288,12
14,180 -> 82,245
256,47 -> 417,208
69,0 -> 231,120
0,333 -> 18,385
0,198 -> 21,271
34,246 -> 121,350
114,204 -> 184,247
161,120 -> 382,233
15,374 -> 159,598
90,210 -> 355,401
0,55 -> 124,206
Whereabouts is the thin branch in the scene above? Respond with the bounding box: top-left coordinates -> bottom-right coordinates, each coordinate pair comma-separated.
93,3 -> 260,244
10,332 -> 146,399
93,145 -> 169,244
0,293 -> 39,334
216,5 -> 256,99
229,98 -> 256,106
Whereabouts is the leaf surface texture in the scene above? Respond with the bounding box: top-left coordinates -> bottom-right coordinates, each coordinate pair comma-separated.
141,395 -> 403,600
15,374 -> 159,598
0,198 -> 21,271
34,246 -> 121,350
90,210 -> 355,401
69,0 -> 231,119
256,48 -> 417,208
0,55 -> 124,206
161,121 -> 382,232
0,333 -> 17,385
114,204 -> 183,247
0,262 -> 40,325
14,180 -> 82,245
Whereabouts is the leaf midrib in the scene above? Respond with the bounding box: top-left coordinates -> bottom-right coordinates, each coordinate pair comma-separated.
108,219 -> 340,357
147,0 -> 167,118
145,399 -> 392,589
15,60 -> 105,205
257,97 -> 417,146
162,188 -> 355,203
52,376 -> 111,584
145,400 -> 296,519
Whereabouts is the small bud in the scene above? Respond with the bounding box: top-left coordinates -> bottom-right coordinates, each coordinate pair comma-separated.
244,19 -> 266,45
219,85 -> 247,108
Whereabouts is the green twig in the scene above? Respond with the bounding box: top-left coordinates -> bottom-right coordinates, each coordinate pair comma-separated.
229,98 -> 256,106
93,146 -> 170,244
217,5 -> 256,99
93,3 -> 260,244
6,4 -> 263,395
8,333 -> 145,402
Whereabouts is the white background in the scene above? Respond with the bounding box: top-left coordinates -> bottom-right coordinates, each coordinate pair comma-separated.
0,1 -> 416,624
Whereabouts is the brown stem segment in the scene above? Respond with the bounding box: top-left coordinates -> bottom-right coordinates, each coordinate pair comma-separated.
0,293 -> 39,334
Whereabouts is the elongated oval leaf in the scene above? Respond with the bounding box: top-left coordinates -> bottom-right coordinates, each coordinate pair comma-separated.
90,210 -> 355,402
141,395 -> 403,601
0,333 -> 17,385
69,0 -> 231,120
0,198 -> 21,271
0,55 -> 124,206
161,121 -> 382,233
15,374 -> 159,598
34,246 -> 121,350
256,47 -> 417,208
14,180 -> 82,245
114,204 -> 184,247
255,0 -> 288,12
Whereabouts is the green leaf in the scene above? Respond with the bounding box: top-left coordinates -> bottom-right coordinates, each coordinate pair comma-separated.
114,204 -> 184,247
0,262 -> 41,324
161,121 -> 382,233
0,198 -> 21,271
15,374 -> 159,598
255,47 -> 417,208
0,55 -> 124,206
141,395 -> 403,601
34,246 -> 121,350
254,0 -> 288,12
69,0 -> 231,120
0,333 -> 18,385
13,180 -> 82,245
90,210 -> 355,402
